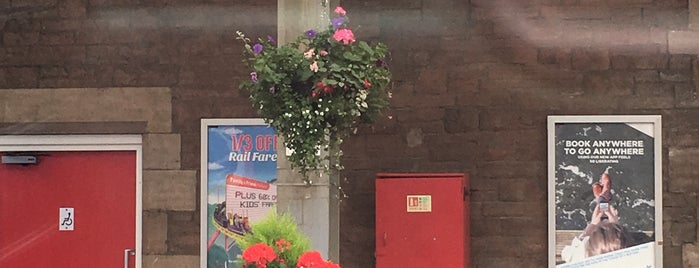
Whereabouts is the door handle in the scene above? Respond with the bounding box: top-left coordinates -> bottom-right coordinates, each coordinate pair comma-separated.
124,248 -> 135,268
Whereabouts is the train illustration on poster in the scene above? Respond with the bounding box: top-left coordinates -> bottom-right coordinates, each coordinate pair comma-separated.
201,119 -> 278,268
547,116 -> 662,268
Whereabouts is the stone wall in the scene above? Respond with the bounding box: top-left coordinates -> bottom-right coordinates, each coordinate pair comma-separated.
339,0 -> 699,267
1,0 -> 276,266
1,0 -> 699,267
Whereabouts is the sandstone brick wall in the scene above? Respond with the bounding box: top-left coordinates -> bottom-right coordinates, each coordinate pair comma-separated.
340,0 -> 699,267
1,0 -> 698,267
0,0 -> 276,265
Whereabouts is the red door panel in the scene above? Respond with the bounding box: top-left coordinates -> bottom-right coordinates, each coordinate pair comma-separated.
376,173 -> 470,268
0,151 -> 136,268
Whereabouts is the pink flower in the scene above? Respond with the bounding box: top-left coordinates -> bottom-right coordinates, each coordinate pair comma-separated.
334,6 -> 346,16
323,85 -> 333,94
304,48 -> 315,59
363,79 -> 371,88
319,50 -> 328,56
310,61 -> 319,72
332,29 -> 355,45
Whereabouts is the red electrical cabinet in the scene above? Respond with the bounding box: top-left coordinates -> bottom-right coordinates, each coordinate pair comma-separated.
375,173 -> 470,268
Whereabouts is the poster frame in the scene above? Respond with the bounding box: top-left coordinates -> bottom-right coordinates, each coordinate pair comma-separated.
199,118 -> 276,268
547,115 -> 663,268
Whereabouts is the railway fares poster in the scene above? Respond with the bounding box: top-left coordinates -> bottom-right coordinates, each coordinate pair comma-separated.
201,119 -> 278,268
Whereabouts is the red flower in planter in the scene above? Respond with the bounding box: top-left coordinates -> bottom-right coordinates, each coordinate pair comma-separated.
275,238 -> 292,252
363,79 -> 371,88
296,251 -> 325,268
296,251 -> 341,268
242,243 -> 277,267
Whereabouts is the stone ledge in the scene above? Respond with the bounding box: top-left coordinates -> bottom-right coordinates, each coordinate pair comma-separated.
143,170 -> 197,211
668,31 -> 699,54
0,87 -> 172,133
0,121 -> 147,135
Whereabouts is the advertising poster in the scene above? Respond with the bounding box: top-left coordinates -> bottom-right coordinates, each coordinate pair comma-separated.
200,119 -> 278,268
547,116 -> 662,268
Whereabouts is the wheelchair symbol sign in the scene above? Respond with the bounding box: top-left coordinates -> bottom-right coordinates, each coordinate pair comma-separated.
59,207 -> 74,231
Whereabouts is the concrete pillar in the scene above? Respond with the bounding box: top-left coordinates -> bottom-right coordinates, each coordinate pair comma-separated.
278,0 -> 331,45
276,0 -> 341,262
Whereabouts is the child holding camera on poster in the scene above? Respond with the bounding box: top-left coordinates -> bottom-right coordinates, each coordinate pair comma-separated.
561,170 -> 629,263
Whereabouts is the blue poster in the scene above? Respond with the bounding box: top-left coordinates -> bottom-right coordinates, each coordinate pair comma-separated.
205,123 -> 277,268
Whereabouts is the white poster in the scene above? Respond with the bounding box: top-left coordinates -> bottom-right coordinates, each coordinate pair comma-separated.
548,115 -> 663,268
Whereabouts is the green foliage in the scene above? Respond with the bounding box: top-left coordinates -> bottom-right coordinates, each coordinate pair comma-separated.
237,7 -> 392,182
234,211 -> 311,267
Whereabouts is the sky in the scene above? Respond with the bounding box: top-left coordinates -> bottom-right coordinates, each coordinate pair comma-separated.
206,125 -> 277,204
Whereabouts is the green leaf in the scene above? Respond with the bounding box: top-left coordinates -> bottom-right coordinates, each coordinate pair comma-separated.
342,51 -> 360,61
359,41 -> 372,53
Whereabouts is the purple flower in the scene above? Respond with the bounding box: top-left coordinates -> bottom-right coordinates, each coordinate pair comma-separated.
269,86 -> 276,94
305,29 -> 316,38
250,72 -> 258,83
331,17 -> 344,29
267,35 -> 276,44
376,59 -> 385,67
252,43 -> 263,54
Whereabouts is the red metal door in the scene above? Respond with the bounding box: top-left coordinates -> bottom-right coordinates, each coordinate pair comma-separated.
0,151 -> 136,267
376,173 -> 469,268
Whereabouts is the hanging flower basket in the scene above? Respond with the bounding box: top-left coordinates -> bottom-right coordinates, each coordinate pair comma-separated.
237,6 -> 392,182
